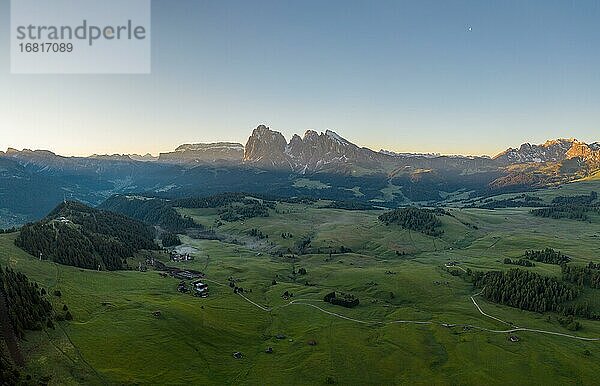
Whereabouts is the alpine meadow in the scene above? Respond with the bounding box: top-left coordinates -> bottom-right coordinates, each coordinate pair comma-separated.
1,1 -> 600,385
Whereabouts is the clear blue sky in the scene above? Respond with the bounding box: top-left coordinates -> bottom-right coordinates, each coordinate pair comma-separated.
1,0 -> 599,156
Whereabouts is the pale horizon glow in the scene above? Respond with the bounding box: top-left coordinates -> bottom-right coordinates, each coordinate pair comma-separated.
1,125 -> 594,159
1,0 -> 599,158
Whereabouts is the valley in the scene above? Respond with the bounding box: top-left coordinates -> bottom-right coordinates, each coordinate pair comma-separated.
1,180 -> 599,385
2,126 -> 599,227
3,2 -> 599,384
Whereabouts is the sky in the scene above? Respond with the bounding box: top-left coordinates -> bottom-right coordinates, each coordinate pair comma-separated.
0,0 -> 599,157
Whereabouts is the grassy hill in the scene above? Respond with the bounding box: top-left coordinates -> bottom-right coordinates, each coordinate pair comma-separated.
15,201 -> 158,271
1,187 -> 600,384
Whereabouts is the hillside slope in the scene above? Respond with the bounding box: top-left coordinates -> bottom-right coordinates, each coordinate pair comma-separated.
15,202 -> 158,270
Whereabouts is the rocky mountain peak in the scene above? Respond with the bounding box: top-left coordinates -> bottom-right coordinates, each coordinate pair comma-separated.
302,130 -> 320,142
325,130 -> 354,146
566,141 -> 600,163
243,125 -> 290,167
243,125 -> 383,173
494,138 -> 599,165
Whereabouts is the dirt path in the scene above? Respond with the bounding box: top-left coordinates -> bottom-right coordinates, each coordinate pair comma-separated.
0,287 -> 24,366
470,288 -> 513,326
225,278 -> 600,342
468,290 -> 600,341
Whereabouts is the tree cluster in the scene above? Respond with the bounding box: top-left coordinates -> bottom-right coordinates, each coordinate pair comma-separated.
552,192 -> 597,206
524,248 -> 571,265
99,195 -> 197,232
0,266 -> 54,339
0,348 -> 19,385
248,228 -> 268,239
531,192 -> 598,221
559,302 -> 600,320
323,291 -> 359,308
471,269 -> 579,313
15,201 -> 159,271
176,192 -> 275,209
218,200 -> 271,222
325,201 -> 375,210
503,258 -> 535,267
557,315 -> 581,331
587,261 -> 600,270
294,236 -> 312,255
471,194 -> 544,209
162,233 -> 182,248
378,207 -> 443,237
562,264 -> 600,289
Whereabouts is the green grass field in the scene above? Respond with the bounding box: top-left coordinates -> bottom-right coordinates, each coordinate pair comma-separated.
2,181 -> 600,385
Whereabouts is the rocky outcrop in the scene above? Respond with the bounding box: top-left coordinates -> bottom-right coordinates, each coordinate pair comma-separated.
494,139 -> 577,164
243,125 -> 290,168
494,138 -> 600,168
243,125 -> 385,173
566,141 -> 600,163
159,142 -> 244,164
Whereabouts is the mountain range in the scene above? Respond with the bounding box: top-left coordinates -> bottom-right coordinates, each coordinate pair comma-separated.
158,125 -> 600,177
4,125 -> 596,172
1,124 -> 598,227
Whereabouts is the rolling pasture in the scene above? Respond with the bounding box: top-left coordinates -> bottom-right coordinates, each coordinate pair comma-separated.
1,182 -> 600,385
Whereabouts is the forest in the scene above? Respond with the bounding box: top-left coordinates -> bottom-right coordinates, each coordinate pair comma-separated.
0,266 -> 56,384
524,248 -> 571,265
161,233 -> 182,247
503,258 -> 535,267
531,192 -> 599,221
0,266 -> 54,339
562,263 -> 600,289
174,192 -> 268,208
471,269 -> 579,313
470,194 -> 544,209
99,195 -> 197,232
175,193 -> 275,222
0,348 -> 19,385
15,202 -> 159,270
378,207 -> 443,236
218,200 -> 272,222
324,201 -> 376,210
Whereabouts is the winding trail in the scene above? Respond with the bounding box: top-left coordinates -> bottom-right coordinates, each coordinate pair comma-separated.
468,290 -> 600,341
237,292 -> 271,312
470,288 -> 512,326
223,279 -> 600,342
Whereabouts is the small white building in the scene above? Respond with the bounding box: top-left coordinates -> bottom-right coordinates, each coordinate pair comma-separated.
192,281 -> 209,297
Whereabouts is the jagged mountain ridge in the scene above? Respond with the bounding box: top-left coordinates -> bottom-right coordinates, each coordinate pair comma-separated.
242,125 -> 509,174
243,125 -> 386,173
494,138 -> 600,166
4,127 -> 597,173
1,125 -> 598,228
